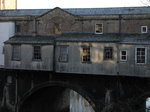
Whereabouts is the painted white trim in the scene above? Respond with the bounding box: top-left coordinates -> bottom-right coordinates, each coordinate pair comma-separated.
95,23 -> 103,34
135,47 -> 147,64
141,26 -> 148,33
120,50 -> 127,61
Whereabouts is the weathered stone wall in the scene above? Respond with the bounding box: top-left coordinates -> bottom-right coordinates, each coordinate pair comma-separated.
37,8 -> 82,35
15,9 -> 150,35
56,42 -> 150,77
15,21 -> 35,36
4,44 -> 54,71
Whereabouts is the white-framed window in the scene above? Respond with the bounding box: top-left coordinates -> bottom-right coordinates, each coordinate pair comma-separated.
59,46 -> 68,62
12,45 -> 21,61
82,47 -> 91,63
104,47 -> 113,60
135,47 -> 147,64
95,24 -> 103,34
141,26 -> 148,33
120,50 -> 127,61
33,46 -> 41,60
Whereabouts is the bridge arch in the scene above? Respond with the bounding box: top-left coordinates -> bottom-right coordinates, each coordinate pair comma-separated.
18,81 -> 96,112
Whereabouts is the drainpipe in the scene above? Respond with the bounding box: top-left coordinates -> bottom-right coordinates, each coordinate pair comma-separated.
119,15 -> 122,34
52,37 -> 56,80
32,17 -> 37,36
15,73 -> 18,112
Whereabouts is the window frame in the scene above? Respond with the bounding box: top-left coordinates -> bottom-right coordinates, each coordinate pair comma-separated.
141,26 -> 148,33
11,45 -> 21,61
104,47 -> 113,60
120,50 -> 127,61
15,24 -> 21,33
81,46 -> 91,63
95,23 -> 103,34
58,46 -> 68,62
33,46 -> 42,61
135,47 -> 147,64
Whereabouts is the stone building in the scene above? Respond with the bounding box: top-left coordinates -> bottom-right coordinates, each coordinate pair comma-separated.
1,6 -> 150,112
3,7 -> 150,77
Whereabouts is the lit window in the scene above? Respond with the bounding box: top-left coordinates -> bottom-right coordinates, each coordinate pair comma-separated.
120,50 -> 127,61
141,26 -> 148,33
95,24 -> 103,34
54,23 -> 62,35
135,47 -> 147,64
82,47 -> 90,63
59,46 -> 68,62
12,45 -> 21,61
33,46 -> 41,60
104,47 -> 113,60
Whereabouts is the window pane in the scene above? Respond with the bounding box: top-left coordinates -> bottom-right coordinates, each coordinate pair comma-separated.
33,46 -> 41,60
136,48 -> 146,64
104,47 -> 113,60
95,24 -> 103,33
12,45 -> 21,61
120,50 -> 127,61
122,51 -> 126,55
141,26 -> 147,33
82,47 -> 90,63
59,46 -> 68,62
16,25 -> 21,33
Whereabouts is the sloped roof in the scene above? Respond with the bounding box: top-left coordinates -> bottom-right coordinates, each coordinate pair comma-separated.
56,33 -> 120,42
0,7 -> 150,17
57,33 -> 150,44
4,35 -> 54,44
5,33 -> 150,45
0,9 -> 49,16
65,7 -> 150,15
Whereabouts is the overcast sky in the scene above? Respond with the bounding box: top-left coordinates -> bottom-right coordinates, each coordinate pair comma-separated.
17,0 -> 148,9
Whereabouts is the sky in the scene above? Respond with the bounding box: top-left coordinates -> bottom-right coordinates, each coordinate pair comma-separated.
17,0 -> 149,9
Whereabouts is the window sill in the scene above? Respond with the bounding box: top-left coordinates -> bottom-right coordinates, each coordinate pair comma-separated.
32,59 -> 42,62
81,62 -> 92,64
11,59 -> 21,61
95,32 -> 103,34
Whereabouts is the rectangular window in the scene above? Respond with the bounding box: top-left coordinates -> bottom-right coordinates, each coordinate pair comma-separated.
82,47 -> 91,63
95,24 -> 103,34
141,26 -> 148,33
104,47 -> 113,60
120,50 -> 127,61
33,46 -> 41,60
59,46 -> 68,62
16,25 -> 21,33
12,45 -> 21,61
136,47 -> 147,64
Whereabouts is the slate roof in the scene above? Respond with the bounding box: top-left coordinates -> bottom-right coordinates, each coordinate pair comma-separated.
57,33 -> 150,45
0,7 -> 150,17
4,35 -> 54,44
0,9 -> 49,16
65,7 -> 150,15
56,33 -> 120,42
5,33 -> 150,45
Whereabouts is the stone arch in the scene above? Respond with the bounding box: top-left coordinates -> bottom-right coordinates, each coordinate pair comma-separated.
18,81 -> 96,112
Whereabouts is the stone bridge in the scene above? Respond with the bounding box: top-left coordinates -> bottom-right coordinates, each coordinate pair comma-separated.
0,69 -> 150,112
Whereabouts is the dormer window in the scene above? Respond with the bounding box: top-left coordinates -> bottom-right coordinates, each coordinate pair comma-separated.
95,24 -> 103,34
141,26 -> 148,33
